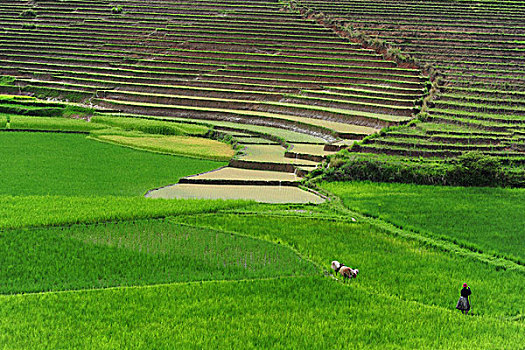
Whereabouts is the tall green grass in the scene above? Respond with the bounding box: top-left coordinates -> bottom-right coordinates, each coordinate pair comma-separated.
0,277 -> 523,349
173,213 -> 525,318
0,195 -> 248,230
0,132 -> 225,196
91,114 -> 209,136
321,181 -> 525,263
0,220 -> 316,293
8,115 -> 104,132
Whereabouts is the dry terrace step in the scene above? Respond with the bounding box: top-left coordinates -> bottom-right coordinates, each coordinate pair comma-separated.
21,78 -> 418,111
0,48 -> 423,83
0,48 -> 425,83
40,75 -> 422,101
145,184 -> 325,204
181,119 -> 331,143
386,133 -> 514,146
237,144 -> 319,167
98,90 -> 417,119
0,41 -> 419,75
207,68 -> 426,85
179,167 -> 303,186
92,97 -> 403,131
0,52 -> 413,79
352,143 -> 525,160
288,143 -> 339,157
18,25 -> 358,43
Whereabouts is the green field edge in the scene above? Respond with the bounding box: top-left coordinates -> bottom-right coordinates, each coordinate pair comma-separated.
7,216 -> 519,325
1,219 -> 322,297
86,134 -> 234,163
311,185 -> 525,273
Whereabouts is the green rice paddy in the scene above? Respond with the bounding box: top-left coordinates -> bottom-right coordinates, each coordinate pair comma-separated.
2,277 -> 522,350
0,219 -> 317,294
0,132 -> 225,196
322,181 -> 525,263
0,0 -> 523,348
95,134 -> 235,161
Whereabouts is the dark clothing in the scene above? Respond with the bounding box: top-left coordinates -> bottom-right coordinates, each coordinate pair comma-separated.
461,287 -> 471,298
456,287 -> 471,312
456,297 -> 469,311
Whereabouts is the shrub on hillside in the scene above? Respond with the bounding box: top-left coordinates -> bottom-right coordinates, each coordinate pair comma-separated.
319,154 -> 446,186
445,152 -> 506,187
21,23 -> 36,29
19,9 -> 37,18
0,76 -> 15,86
316,151 -> 523,188
111,5 -> 123,14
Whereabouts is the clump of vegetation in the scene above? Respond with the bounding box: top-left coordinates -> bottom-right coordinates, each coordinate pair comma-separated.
62,105 -> 94,119
0,103 -> 63,117
446,152 -> 507,187
19,9 -> 37,18
22,85 -> 91,103
111,5 -> 123,14
315,151 -> 523,188
206,128 -> 242,150
348,26 -> 416,65
91,115 -> 208,136
0,76 -> 15,86
0,115 -> 7,128
21,23 -> 36,29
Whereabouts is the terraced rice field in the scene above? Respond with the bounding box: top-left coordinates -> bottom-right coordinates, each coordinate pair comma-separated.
1,1 -> 524,348
290,0 -> 525,164
0,0 -> 427,197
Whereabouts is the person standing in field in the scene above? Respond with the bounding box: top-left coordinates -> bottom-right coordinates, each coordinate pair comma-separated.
456,283 -> 472,315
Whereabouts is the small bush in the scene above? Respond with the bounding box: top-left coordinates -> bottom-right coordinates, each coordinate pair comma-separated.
19,9 -> 37,18
0,115 -> 7,129
318,151 -> 522,188
22,23 -> 36,29
63,105 -> 95,119
111,5 -> 123,14
0,76 -> 15,86
445,152 -> 507,187
416,112 -> 430,122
